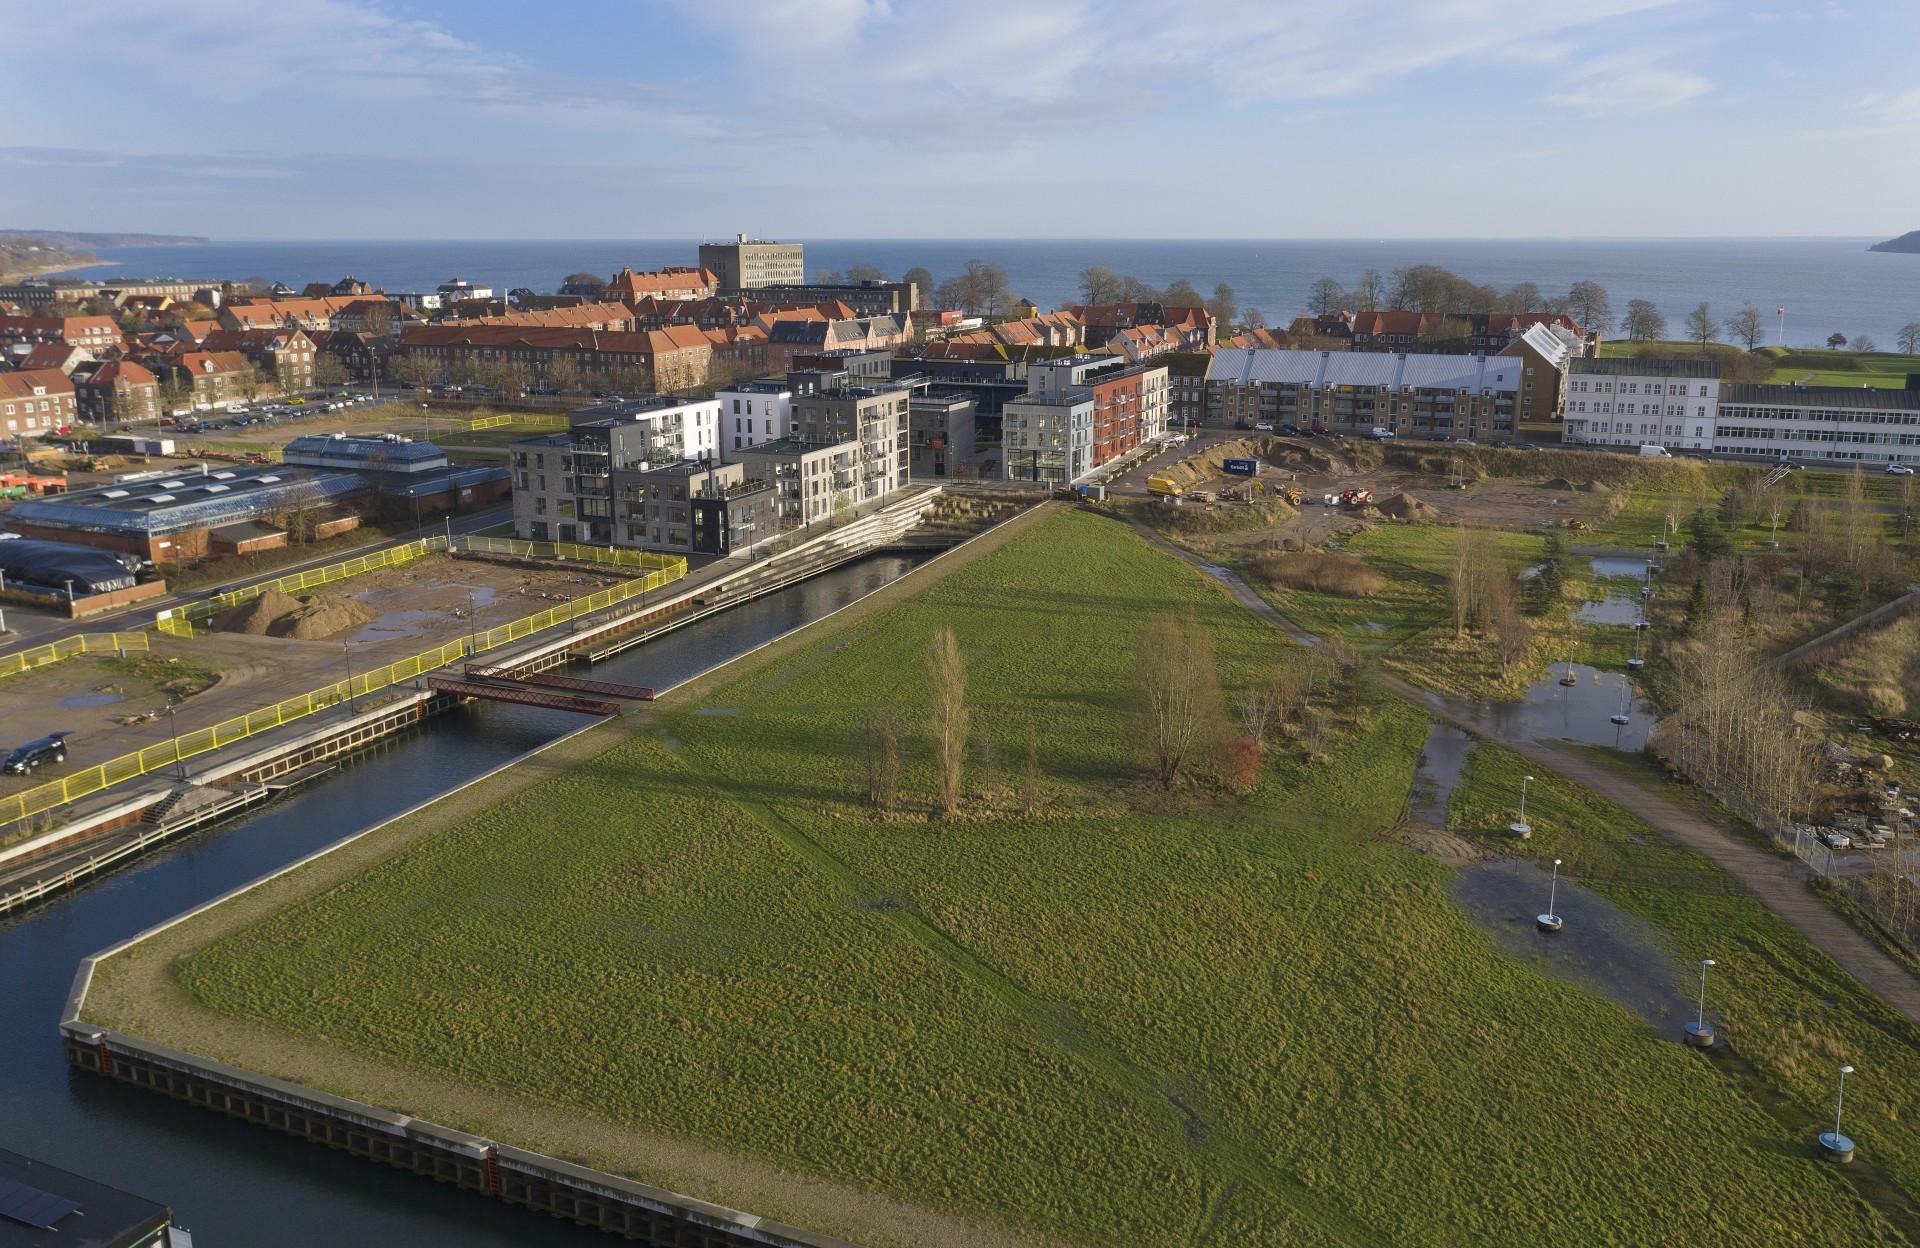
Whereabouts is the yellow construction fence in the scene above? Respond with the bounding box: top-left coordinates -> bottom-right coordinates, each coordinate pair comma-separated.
1,554 -> 685,830
0,632 -> 150,681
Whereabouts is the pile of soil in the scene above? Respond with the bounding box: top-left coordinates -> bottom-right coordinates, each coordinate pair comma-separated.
217,587 -> 376,641
1543,476 -> 1575,491
1375,491 -> 1438,521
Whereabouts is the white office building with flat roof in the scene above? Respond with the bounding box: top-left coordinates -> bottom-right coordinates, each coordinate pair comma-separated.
1561,357 -> 1720,451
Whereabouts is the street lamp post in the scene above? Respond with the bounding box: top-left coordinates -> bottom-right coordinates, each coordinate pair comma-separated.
343,641 -> 357,710
1537,858 -> 1564,932
1559,640 -> 1578,687
1509,774 -> 1535,838
167,703 -> 186,781
1819,1063 -> 1856,1163
1684,958 -> 1716,1047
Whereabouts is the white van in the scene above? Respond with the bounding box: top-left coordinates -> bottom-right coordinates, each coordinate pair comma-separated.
1637,444 -> 1671,458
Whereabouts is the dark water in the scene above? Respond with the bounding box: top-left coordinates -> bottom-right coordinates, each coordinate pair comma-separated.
0,552 -> 925,1245
1409,721 -> 1473,826
50,236 -> 1920,347
1488,662 -> 1653,751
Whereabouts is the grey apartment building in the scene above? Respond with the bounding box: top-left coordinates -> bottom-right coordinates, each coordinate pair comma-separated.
698,235 -> 805,291
787,369 -> 912,503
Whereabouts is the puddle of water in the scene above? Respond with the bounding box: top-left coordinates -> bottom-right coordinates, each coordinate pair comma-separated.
1486,663 -> 1653,750
57,691 -> 127,709
1589,556 -> 1654,581
1451,858 -> 1691,1029
1410,721 -> 1472,825
1575,596 -> 1644,626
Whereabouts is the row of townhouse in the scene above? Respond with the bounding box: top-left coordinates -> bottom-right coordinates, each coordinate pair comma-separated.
0,313 -> 122,353
1564,356 -> 1920,465
1202,348 -> 1530,442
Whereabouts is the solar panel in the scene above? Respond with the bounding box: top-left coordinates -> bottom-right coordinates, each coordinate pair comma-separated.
0,1176 -> 80,1229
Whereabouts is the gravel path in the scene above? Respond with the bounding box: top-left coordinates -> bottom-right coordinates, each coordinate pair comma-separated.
1130,517 -> 1920,1030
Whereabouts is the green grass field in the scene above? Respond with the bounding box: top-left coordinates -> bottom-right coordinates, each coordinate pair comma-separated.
1598,339 -> 1920,389
159,510 -> 1916,1245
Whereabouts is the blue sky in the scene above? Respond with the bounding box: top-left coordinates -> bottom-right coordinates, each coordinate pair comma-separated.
2,0 -> 1915,239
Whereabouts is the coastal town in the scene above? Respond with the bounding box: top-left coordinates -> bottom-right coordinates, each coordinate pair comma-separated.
6,2 -> 1920,1238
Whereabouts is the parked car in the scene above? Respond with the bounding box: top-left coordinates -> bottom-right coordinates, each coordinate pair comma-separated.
1254,421 -> 1275,432
1886,463 -> 1914,476
1511,441 -> 1540,451
3,732 -> 68,775
1368,427 -> 1396,440
1638,444 -> 1672,458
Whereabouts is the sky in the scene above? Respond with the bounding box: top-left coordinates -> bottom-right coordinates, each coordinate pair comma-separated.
2,0 -> 1916,240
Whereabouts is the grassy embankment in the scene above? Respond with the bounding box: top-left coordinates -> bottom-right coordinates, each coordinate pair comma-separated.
1450,743 -> 1920,1210
1598,339 -> 1920,388
123,508 -> 1915,1247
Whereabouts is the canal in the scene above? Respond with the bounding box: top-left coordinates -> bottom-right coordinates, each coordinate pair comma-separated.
0,552 -> 928,1246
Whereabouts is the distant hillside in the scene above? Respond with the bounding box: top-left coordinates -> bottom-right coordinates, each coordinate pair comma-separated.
0,228 -> 207,248
1868,230 -> 1920,254
0,238 -> 96,281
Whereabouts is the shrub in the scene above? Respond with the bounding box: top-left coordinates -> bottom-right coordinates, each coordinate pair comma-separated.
1250,551 -> 1387,596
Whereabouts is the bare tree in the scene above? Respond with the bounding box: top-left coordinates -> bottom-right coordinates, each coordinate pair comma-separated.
1241,307 -> 1268,330
1308,277 -> 1346,316
902,266 -> 934,305
846,263 -> 886,283
1854,335 -> 1879,354
1565,280 -> 1612,333
277,477 -> 330,545
1078,265 -> 1123,305
1207,282 -> 1237,331
1725,301 -> 1767,351
860,708 -> 902,812
1899,322 -> 1920,354
1351,270 -> 1384,312
1133,613 -> 1227,788
1685,302 -> 1719,348
927,625 -> 970,816
1622,298 -> 1667,341
1235,685 -> 1276,743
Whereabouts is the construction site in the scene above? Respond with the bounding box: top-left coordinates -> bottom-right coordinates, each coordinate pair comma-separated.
0,484 -> 1031,911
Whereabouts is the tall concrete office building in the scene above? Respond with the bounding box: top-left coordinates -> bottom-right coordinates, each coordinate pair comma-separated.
699,235 -> 805,291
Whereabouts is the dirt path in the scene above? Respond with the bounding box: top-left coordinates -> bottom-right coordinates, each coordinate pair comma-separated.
1128,516 -> 1920,1030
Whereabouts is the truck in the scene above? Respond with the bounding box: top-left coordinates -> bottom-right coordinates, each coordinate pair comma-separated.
1638,444 -> 1672,458
1222,457 -> 1260,476
1146,474 -> 1183,498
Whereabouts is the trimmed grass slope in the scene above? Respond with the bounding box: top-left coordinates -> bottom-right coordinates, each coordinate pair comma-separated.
153,509 -> 1911,1246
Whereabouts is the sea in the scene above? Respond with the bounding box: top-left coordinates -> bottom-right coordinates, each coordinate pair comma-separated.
40,237 -> 1920,350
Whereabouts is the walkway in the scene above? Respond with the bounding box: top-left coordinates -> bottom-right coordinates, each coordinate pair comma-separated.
1129,519 -> 1920,1029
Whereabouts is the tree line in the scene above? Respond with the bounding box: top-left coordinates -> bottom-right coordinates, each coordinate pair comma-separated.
1305,266 -> 1613,331
1075,267 -> 1245,328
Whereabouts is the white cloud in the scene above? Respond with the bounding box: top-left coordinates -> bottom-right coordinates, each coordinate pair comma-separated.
1545,54 -> 1711,114
1857,89 -> 1920,125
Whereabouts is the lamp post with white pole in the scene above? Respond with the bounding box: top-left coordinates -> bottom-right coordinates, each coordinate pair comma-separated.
1818,1063 -> 1856,1163
1684,958 -> 1716,1047
1509,774 -> 1535,839
1537,858 -> 1564,932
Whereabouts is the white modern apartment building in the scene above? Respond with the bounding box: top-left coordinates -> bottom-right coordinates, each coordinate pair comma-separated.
716,380 -> 794,455
1561,357 -> 1719,451
568,394 -> 722,464
1715,383 -> 1920,466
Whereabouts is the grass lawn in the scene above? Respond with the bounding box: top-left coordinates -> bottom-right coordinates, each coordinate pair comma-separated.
1449,743 -> 1920,1210
113,509 -> 1916,1246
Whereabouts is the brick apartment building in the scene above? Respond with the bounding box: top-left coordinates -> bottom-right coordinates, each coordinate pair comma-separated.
0,368 -> 77,440
196,328 -> 317,395
72,359 -> 160,424
399,324 -> 715,393
603,266 -> 719,303
0,313 -> 121,353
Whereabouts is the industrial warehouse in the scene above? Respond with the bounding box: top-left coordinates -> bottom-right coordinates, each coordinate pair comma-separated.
4,436 -> 507,565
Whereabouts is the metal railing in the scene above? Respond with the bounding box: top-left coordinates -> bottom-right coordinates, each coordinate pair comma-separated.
0,632 -> 149,681
1,551 -> 686,831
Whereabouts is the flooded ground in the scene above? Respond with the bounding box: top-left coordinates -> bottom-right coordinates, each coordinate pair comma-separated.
1576,596 -> 1646,626
1589,555 -> 1654,581
1410,721 -> 1473,826
1450,858 -> 1694,1030
1485,662 -> 1653,750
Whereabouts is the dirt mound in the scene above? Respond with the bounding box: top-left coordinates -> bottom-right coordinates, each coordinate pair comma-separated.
1577,480 -> 1609,493
1402,825 -> 1487,866
217,587 -> 376,641
1543,477 -> 1576,491
1250,550 -> 1386,596
1375,491 -> 1438,521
